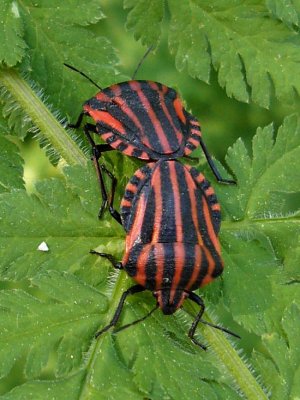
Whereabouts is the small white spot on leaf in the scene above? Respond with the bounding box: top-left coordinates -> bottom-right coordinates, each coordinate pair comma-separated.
37,241 -> 49,252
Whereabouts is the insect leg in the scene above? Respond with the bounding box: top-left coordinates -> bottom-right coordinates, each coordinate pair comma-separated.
98,163 -> 122,225
68,112 -> 85,129
187,292 -> 207,350
198,319 -> 240,339
83,123 -> 113,152
90,250 -> 123,269
84,125 -> 122,225
95,285 -> 145,338
199,137 -> 236,185
188,292 -> 240,346
114,305 -> 158,333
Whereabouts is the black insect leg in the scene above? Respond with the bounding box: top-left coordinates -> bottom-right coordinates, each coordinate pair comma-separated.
114,305 -> 159,333
198,319 -> 240,339
98,163 -> 122,224
68,115 -> 120,223
90,251 -> 123,269
83,125 -> 122,225
187,292 -> 207,350
199,137 -> 236,185
68,112 -> 85,129
95,285 -> 145,338
188,292 -> 240,348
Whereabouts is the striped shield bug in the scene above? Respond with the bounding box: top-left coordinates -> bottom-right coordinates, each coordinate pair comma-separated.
65,49 -> 238,348
65,49 -> 235,222
91,159 -> 239,349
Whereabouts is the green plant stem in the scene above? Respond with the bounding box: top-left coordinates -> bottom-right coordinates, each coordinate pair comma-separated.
0,68 -> 86,166
186,303 -> 268,400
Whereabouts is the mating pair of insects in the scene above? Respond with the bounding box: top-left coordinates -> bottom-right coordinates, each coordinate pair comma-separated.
66,50 -> 239,349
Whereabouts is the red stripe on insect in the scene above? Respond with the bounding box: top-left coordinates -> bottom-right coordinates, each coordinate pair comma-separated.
202,197 -> 221,254
126,182 -> 138,194
123,147 -> 151,160
149,82 -> 183,144
84,105 -> 126,134
196,173 -> 206,184
154,243 -> 165,290
186,245 -> 202,290
183,167 -> 204,246
151,168 -> 163,243
108,84 -> 152,149
95,92 -> 112,103
135,244 -> 152,286
101,132 -> 114,141
185,166 -> 205,185
170,244 -> 185,303
205,187 -> 215,196
173,97 -> 186,124
126,192 -> 147,250
200,247 -> 215,287
169,162 -> 183,242
161,85 -> 168,94
129,81 -> 173,154
190,119 -> 200,127
134,168 -> 146,180
121,199 -> 132,208
113,139 -> 125,148
188,137 -> 201,147
211,203 -> 221,211
191,128 -> 201,136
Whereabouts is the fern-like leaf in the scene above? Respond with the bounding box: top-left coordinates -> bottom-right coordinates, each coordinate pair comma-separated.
126,0 -> 300,108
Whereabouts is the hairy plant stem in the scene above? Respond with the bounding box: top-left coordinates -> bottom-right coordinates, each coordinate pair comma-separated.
185,302 -> 268,400
0,68 -> 86,166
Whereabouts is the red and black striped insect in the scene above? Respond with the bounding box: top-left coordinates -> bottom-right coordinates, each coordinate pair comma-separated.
91,159 -> 238,348
65,62 -> 235,224
66,52 -> 238,348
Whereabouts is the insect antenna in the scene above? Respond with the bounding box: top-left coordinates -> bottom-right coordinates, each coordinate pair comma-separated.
131,45 -> 154,80
63,63 -> 103,91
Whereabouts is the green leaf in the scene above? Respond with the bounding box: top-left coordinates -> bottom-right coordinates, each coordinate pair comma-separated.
124,0 -> 164,46
0,373 -> 84,400
0,163 -> 124,282
0,136 -> 24,192
222,114 -> 300,220
126,0 -> 300,108
169,1 -> 300,107
0,1 -> 27,67
0,271 -> 106,380
266,0 -> 300,27
211,115 -> 300,331
1,1 -> 121,122
252,303 -> 300,399
0,1 -> 122,166
17,0 -> 119,114
0,111 -> 24,192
